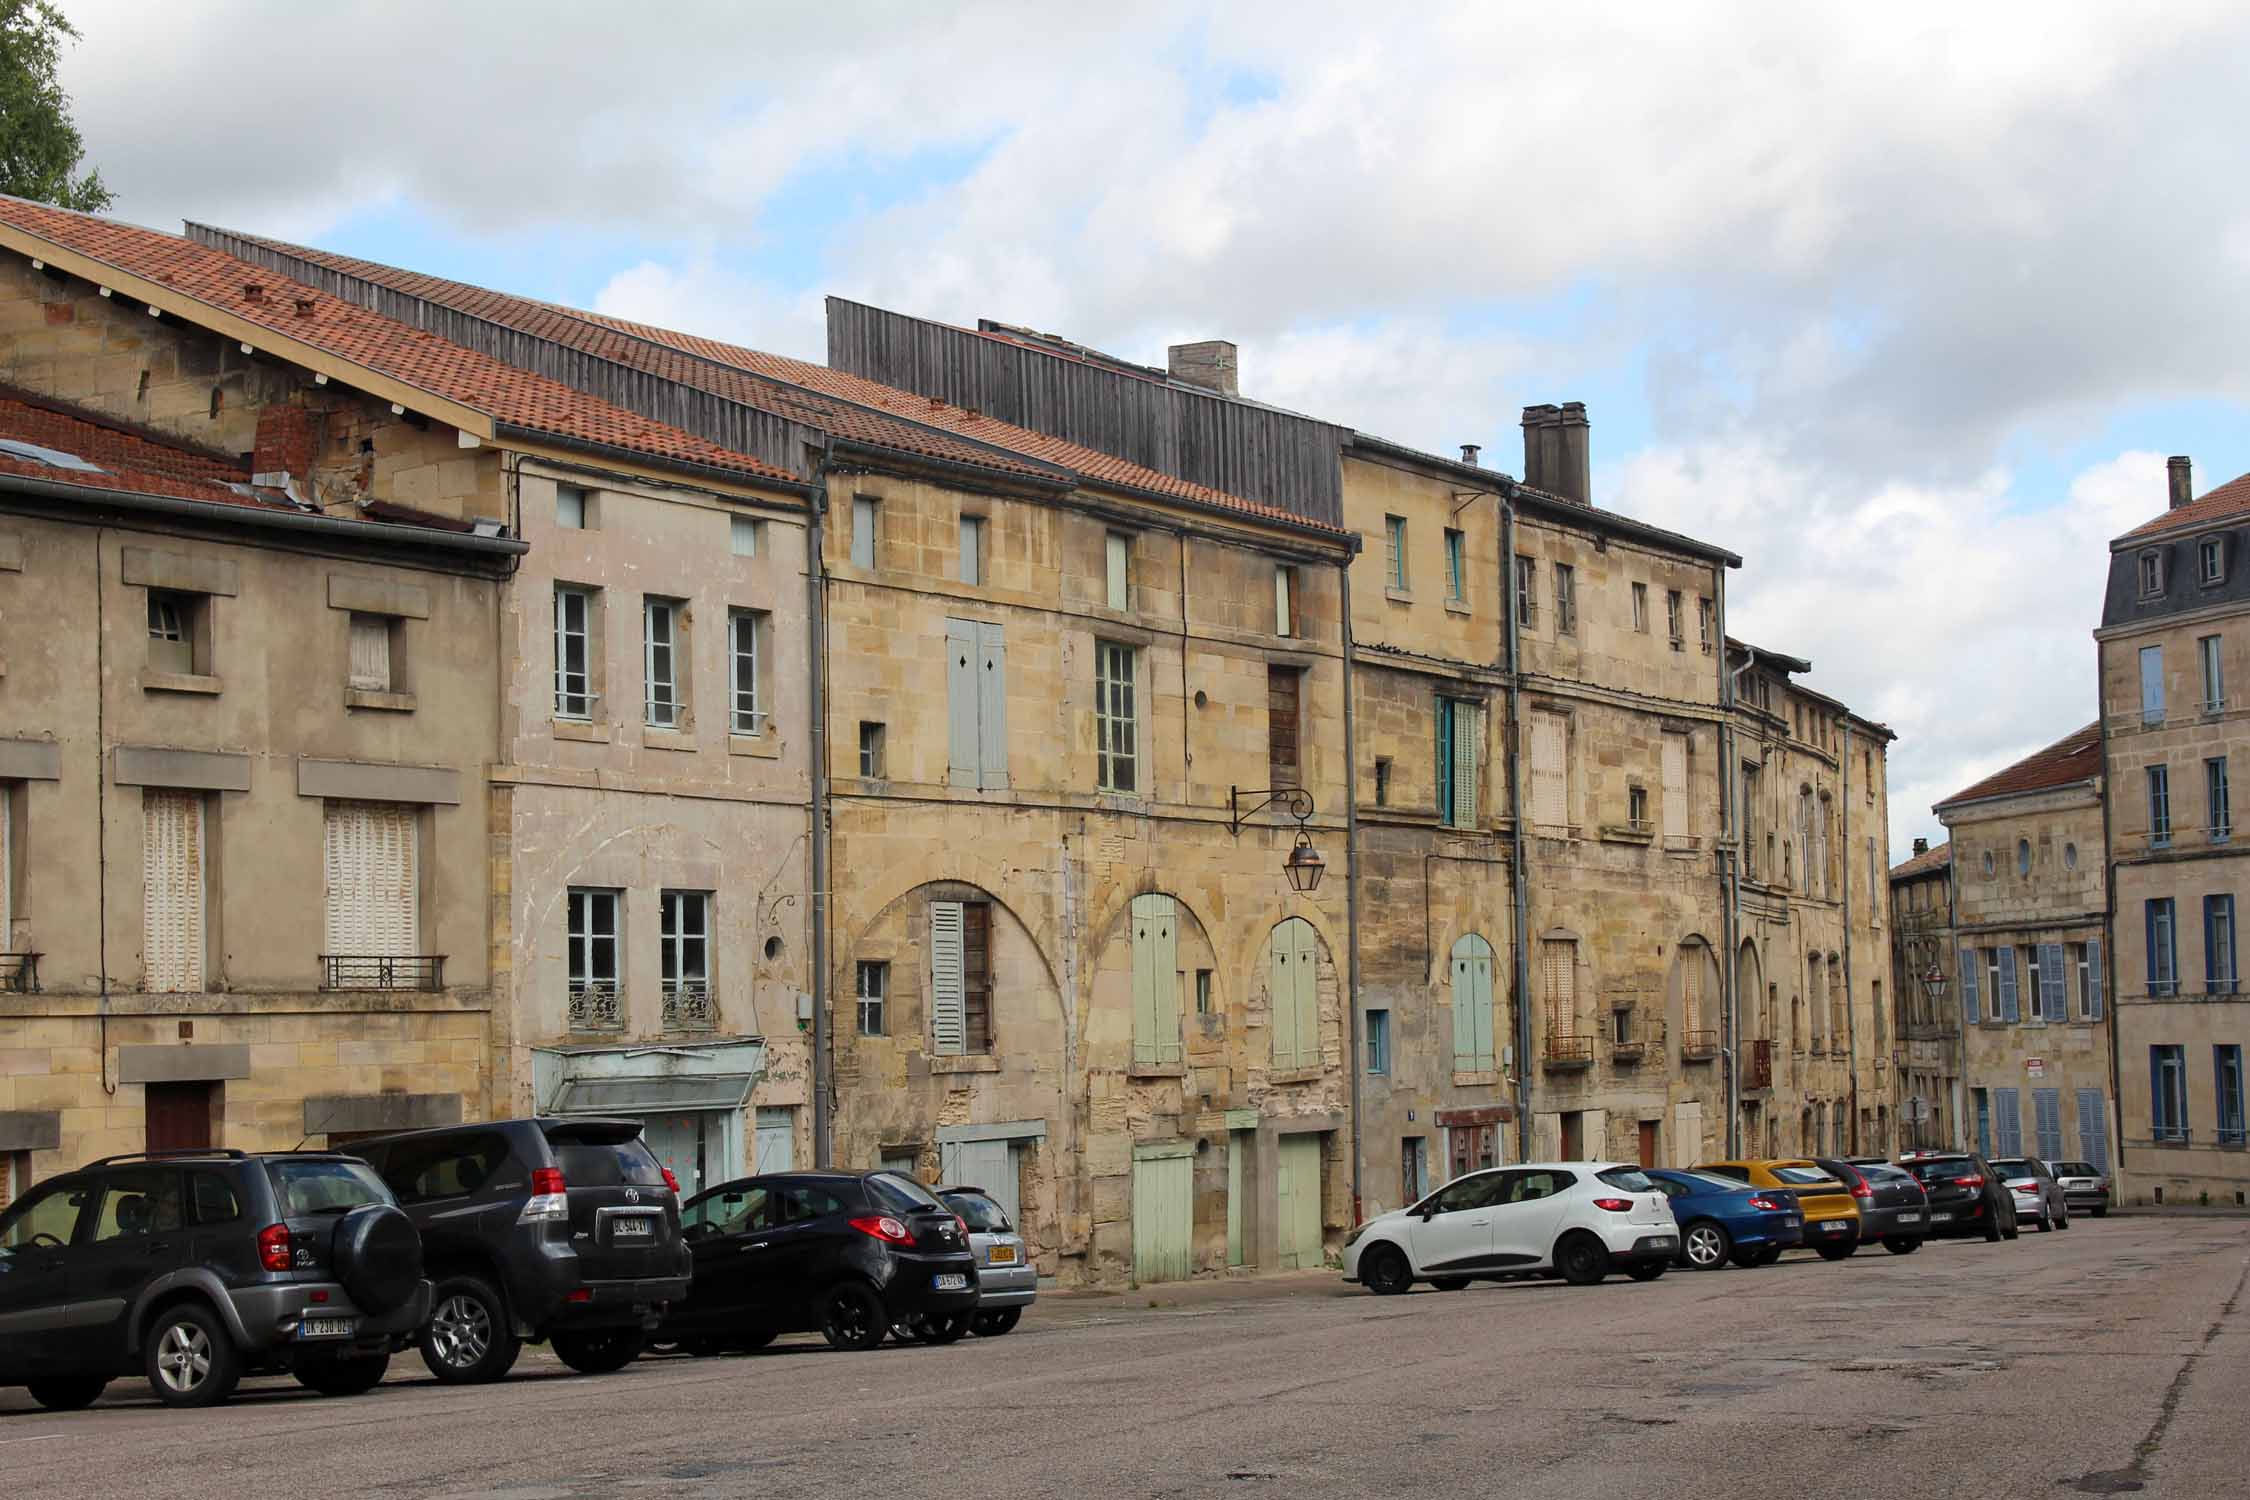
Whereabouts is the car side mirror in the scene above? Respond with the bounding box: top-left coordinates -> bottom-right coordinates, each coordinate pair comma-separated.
1419,1204 -> 1438,1220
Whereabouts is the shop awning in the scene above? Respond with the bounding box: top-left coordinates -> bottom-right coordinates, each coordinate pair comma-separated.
548,1073 -> 757,1115
532,1036 -> 767,1117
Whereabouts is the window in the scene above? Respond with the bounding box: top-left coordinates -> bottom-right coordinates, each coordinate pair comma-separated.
1195,968 -> 1213,1016
1514,555 -> 1537,628
2017,838 -> 2031,877
1268,917 -> 1322,1070
1982,848 -> 1995,878
851,496 -> 878,570
2206,894 -> 2237,994
2074,939 -> 2105,1020
2076,1087 -> 2110,1173
1129,893 -> 1183,1067
142,789 -> 204,993
856,960 -> 888,1036
2202,635 -> 2225,711
2202,536 -> 2225,585
1105,531 -> 1130,610
1666,589 -> 1684,650
1632,581 -> 1649,633
1696,596 -> 1713,654
89,1168 -> 184,1243
2149,763 -> 2174,846
1444,529 -> 1466,604
1660,731 -> 1689,839
553,585 -> 596,719
567,888 -> 620,1028
1373,757 -> 1392,807
2210,756 -> 2232,840
1988,946 -> 2019,1023
1611,1005 -> 1633,1045
2148,898 -> 2179,996
146,589 -> 202,675
1385,516 -> 1409,591
1553,563 -> 1577,635
2217,1045 -> 2246,1146
1095,641 -> 1139,794
729,514 -> 760,557
347,612 -> 395,692
2035,942 -> 2067,1022
725,609 -> 767,736
1528,710 -> 1566,828
1450,934 -> 1496,1071
931,900 -> 995,1054
643,597 -> 683,728
555,484 -> 588,529
1268,666 -> 1301,787
2151,1045 -> 2188,1142
1366,1008 -> 1391,1074
322,801 -> 419,974
1972,1087 -> 1991,1156
1437,698 -> 1484,829
1541,937 -> 1579,1038
1274,565 -> 1297,636
858,721 -> 886,779
659,891 -> 712,1028
1627,784 -> 1649,828
958,514 -> 985,586
945,618 -> 1009,790
2140,644 -> 2165,725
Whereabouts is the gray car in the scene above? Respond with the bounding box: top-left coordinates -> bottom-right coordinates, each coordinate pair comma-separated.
939,1187 -> 1036,1336
1990,1157 -> 2071,1232
2050,1159 -> 2111,1218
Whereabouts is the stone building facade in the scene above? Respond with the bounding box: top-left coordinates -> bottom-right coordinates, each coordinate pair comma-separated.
1935,725 -> 2114,1172
1888,839 -> 1962,1151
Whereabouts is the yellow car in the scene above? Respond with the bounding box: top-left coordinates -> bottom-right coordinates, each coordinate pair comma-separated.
1692,1159 -> 1859,1261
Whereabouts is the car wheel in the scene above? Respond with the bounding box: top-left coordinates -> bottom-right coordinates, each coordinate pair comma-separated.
145,1301 -> 241,1408
1429,1277 -> 1471,1292
1727,1247 -> 1764,1269
551,1328 -> 645,1375
1984,1213 -> 2005,1243
294,1350 -> 390,1397
25,1377 -> 106,1411
1814,1240 -> 1856,1262
971,1308 -> 1023,1337
419,1275 -> 521,1384
1554,1233 -> 1608,1286
2056,1207 -> 2071,1230
1626,1262 -> 1666,1282
821,1282 -> 889,1352
1359,1244 -> 1414,1296
1882,1237 -> 1921,1255
905,1312 -> 973,1345
1682,1221 -> 1731,1271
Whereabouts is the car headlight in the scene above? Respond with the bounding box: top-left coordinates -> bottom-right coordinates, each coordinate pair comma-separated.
1344,1222 -> 1371,1248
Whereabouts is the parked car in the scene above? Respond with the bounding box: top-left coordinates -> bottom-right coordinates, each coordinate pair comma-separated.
1640,1167 -> 1803,1270
1815,1157 -> 1931,1255
1898,1152 -> 2020,1241
0,1148 -> 429,1410
1343,1162 -> 1677,1292
351,1117 -> 689,1382
937,1186 -> 1035,1336
660,1170 -> 979,1352
2051,1160 -> 2112,1218
1989,1157 -> 2071,1232
1695,1159 -> 1860,1259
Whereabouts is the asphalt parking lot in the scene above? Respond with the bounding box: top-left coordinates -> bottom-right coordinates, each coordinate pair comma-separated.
2,1217 -> 2244,1500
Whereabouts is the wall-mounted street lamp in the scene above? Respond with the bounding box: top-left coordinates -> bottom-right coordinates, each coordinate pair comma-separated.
1919,963 -> 1949,1004
1228,786 -> 1326,893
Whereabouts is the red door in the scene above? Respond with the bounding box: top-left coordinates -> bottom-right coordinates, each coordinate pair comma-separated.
145,1082 -> 215,1152
1638,1120 -> 1659,1168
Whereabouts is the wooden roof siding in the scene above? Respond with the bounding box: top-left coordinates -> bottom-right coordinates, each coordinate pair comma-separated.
1936,722 -> 2103,810
0,196 -> 799,488
2117,471 -> 2250,543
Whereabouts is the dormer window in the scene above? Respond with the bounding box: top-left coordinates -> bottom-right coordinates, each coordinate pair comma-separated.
2202,536 -> 2226,586
2140,550 -> 2167,597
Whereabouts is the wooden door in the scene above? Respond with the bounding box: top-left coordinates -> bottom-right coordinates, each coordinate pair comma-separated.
145,1082 -> 214,1153
1276,1135 -> 1324,1269
1132,1147 -> 1193,1283
1637,1120 -> 1659,1168
1558,1111 -> 1583,1161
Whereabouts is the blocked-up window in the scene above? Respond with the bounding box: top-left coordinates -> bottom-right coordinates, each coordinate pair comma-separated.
1274,566 -> 1297,637
1529,711 -> 1567,828
1106,532 -> 1131,610
348,613 -> 393,691
1450,934 -> 1496,1071
1268,666 -> 1301,788
1130,893 -> 1183,1067
1660,732 -> 1689,838
930,900 -> 994,1054
959,514 -> 985,586
851,496 -> 878,570
945,618 -> 1009,790
1553,563 -> 1576,635
142,789 -> 204,993
322,801 -> 419,961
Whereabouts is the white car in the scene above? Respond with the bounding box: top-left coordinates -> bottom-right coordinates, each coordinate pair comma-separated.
1342,1161 -> 1679,1293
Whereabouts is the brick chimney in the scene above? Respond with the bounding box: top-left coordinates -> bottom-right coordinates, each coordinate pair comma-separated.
2169,455 -> 2194,510
1167,340 -> 1238,396
1521,401 -> 1591,505
252,402 -> 315,482
1912,837 -> 1929,857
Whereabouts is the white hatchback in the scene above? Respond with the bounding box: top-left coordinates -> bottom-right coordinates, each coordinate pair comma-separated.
1342,1162 -> 1678,1293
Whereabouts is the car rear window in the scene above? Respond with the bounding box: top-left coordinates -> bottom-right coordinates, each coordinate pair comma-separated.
1595,1168 -> 1655,1192
943,1191 -> 1011,1232
865,1171 -> 945,1214
1771,1166 -> 1838,1186
554,1139 -> 669,1188
268,1159 -> 393,1215
2056,1161 -> 2098,1177
1857,1165 -> 1914,1185
1678,1170 -> 1750,1192
1905,1157 -> 1974,1182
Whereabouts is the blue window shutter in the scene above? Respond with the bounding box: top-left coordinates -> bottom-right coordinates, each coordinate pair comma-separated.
1994,1087 -> 2021,1156
2150,1048 -> 2166,1134
2088,938 -> 2104,1020
2205,896 -> 2218,993
2147,902 -> 2162,994
1960,945 -> 1981,1024
1997,948 -> 2019,1022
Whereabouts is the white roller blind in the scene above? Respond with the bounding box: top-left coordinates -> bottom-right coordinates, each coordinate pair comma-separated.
930,901 -> 966,1053
1683,947 -> 1704,1032
1530,713 -> 1567,827
142,790 -> 204,992
1451,703 -> 1481,827
348,614 -> 391,691
1542,939 -> 1576,1035
1661,733 -> 1688,837
323,801 -> 419,956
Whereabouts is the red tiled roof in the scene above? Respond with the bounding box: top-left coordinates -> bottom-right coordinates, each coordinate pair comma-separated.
0,197 -> 798,487
0,391 -> 293,512
2119,472 -> 2250,542
1937,723 -> 2102,808
1889,840 -> 1952,881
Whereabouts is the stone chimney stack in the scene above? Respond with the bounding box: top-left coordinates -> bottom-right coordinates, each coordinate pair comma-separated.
1521,402 -> 1592,505
1167,340 -> 1239,397
2169,455 -> 2194,510
1912,837 -> 1929,857
1460,443 -> 1481,467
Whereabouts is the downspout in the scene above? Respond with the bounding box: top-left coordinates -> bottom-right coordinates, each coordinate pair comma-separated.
808,438 -> 835,1166
1842,721 -> 1858,1155
1502,489 -> 1532,1161
2097,674 -> 2123,1190
1340,555 -> 1364,1224
1721,602 -> 1749,1156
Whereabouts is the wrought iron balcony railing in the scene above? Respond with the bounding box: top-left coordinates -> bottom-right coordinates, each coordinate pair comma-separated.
1542,1029 -> 1593,1069
1679,1027 -> 1720,1060
569,980 -> 624,1032
1744,1038 -> 1774,1090
663,981 -> 716,1033
320,954 -> 444,991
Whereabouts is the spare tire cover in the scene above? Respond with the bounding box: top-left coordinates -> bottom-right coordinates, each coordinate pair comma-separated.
331,1204 -> 423,1314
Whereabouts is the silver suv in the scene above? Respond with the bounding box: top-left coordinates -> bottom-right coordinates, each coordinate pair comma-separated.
938,1186 -> 1035,1336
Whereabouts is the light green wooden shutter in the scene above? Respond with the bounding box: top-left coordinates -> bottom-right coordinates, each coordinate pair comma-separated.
1451,945 -> 1477,1069
976,621 -> 1009,789
1271,918 -> 1321,1070
930,901 -> 966,1053
1471,941 -> 1496,1069
1450,702 -> 1480,827
1269,922 -> 1298,1068
1132,894 -> 1181,1066
945,620 -> 978,787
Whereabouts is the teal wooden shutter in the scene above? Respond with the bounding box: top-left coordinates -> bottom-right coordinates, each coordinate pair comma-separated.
2087,938 -> 2104,1019
929,901 -> 966,1053
1132,894 -> 1181,1066
1960,945 -> 1981,1023
976,621 -> 1009,789
945,620 -> 978,787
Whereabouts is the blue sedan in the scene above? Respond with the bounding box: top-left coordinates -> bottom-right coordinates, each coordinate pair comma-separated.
1642,1168 -> 1805,1270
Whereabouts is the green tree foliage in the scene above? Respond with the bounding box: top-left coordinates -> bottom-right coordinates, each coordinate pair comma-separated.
0,0 -> 109,211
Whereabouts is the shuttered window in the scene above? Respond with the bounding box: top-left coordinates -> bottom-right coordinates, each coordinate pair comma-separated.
142,790 -> 204,993
1991,1086 -> 2023,1157
2037,942 -> 2068,1021
1529,711 -> 1566,828
1960,944 -> 1982,1022
1274,566 -> 1296,637
1542,938 -> 1578,1036
1450,934 -> 1496,1071
930,901 -> 994,1055
1660,732 -> 1689,838
1683,944 -> 1706,1034
2082,938 -> 2105,1020
2075,1087 -> 2110,1172
1437,699 -> 1482,828
322,801 -> 418,958
1993,946 -> 2020,1022
2033,1087 -> 2065,1160
1268,918 -> 1321,1070
1130,894 -> 1182,1067
348,613 -> 391,691
851,497 -> 877,570
945,618 -> 1010,790
1106,532 -> 1130,610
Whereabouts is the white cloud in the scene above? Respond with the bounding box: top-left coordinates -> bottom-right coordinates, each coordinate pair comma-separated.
590,260 -> 825,364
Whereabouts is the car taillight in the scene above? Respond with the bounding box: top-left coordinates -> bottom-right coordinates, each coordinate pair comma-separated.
1952,1175 -> 1985,1188
661,1167 -> 680,1195
1746,1195 -> 1782,1211
1591,1197 -> 1634,1212
258,1222 -> 292,1272
1850,1179 -> 1873,1199
519,1165 -> 570,1224
850,1214 -> 915,1245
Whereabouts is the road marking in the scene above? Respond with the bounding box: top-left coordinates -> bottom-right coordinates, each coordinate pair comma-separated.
0,1435 -> 65,1447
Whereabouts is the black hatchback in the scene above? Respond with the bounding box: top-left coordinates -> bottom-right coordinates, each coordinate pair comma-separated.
660,1170 -> 978,1353
1818,1157 -> 1931,1255
1900,1152 -> 2020,1242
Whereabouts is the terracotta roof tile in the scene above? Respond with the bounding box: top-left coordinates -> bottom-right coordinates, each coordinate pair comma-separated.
0,197 -> 798,487
2118,471 -> 2250,542
1937,723 -> 2103,808
1889,841 -> 1952,881
0,392 -> 295,512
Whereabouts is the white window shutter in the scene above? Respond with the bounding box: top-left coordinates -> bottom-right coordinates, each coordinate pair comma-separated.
1661,733 -> 1689,837
324,802 -> 418,957
1531,714 -> 1567,827
142,791 -> 203,992
1451,702 -> 1479,827
929,901 -> 966,1053
945,619 -> 978,788
976,621 -> 1009,790
349,615 -> 390,691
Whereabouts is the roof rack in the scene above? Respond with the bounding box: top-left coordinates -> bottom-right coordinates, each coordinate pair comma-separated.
82,1148 -> 250,1168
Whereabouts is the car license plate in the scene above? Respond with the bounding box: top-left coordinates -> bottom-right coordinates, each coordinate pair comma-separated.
933,1273 -> 969,1292
1931,1211 -> 1953,1222
1649,1236 -> 1675,1249
297,1316 -> 355,1340
1782,1215 -> 1800,1226
1821,1220 -> 1848,1234
613,1216 -> 653,1239
988,1245 -> 1018,1265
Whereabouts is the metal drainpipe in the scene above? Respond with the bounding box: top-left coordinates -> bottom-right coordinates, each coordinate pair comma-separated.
1718,580 -> 1742,1155
808,439 -> 835,1166
1502,490 -> 1532,1161
1842,720 -> 1858,1155
2097,683 -> 2123,1188
1340,556 -> 1365,1224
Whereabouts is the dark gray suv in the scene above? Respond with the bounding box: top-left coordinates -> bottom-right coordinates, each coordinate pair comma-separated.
0,1149 -> 430,1410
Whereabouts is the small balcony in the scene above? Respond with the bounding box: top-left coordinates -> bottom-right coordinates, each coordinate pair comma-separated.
1680,1027 -> 1719,1061
568,980 -> 624,1033
0,952 -> 40,994
320,954 -> 445,991
663,981 -> 716,1033
1744,1038 -> 1774,1090
1542,1029 -> 1594,1070
1611,1016 -> 1664,1065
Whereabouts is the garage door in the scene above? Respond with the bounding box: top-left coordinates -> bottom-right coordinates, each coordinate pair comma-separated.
1276,1134 -> 1324,1270
1133,1145 -> 1193,1284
